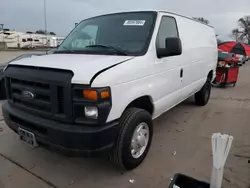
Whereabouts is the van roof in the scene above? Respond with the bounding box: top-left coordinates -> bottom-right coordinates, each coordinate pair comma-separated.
157,10 -> 213,28
93,10 -> 213,28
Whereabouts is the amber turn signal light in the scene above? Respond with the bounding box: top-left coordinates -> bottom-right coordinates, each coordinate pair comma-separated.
101,91 -> 110,99
83,90 -> 98,101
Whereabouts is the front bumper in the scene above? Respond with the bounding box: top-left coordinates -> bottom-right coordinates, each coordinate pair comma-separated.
2,102 -> 120,156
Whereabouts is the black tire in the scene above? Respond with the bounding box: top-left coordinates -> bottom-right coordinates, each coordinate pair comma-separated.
0,80 -> 6,100
195,78 -> 211,106
110,108 -> 153,170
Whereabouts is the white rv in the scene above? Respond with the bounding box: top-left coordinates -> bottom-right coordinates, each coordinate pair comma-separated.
0,30 -> 64,48
2,11 -> 217,170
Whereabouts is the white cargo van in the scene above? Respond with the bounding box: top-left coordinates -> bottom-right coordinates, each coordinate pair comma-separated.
2,11 -> 217,170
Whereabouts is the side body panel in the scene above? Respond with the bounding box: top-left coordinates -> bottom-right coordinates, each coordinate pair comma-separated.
174,15 -> 217,99
96,12 -> 218,123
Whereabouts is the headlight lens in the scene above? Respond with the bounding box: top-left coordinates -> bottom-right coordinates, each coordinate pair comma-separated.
84,106 -> 98,119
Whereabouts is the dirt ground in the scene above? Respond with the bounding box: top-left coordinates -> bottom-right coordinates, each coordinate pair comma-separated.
0,51 -> 249,188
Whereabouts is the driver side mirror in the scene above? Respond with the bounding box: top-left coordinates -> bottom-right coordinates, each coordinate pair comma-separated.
157,37 -> 182,58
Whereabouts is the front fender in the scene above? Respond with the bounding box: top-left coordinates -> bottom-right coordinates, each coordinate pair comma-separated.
107,79 -> 155,122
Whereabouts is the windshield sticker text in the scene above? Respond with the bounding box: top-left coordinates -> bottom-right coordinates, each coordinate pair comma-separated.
123,20 -> 146,26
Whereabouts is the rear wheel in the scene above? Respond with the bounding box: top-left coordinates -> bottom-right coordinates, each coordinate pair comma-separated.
110,108 -> 153,170
195,78 -> 211,106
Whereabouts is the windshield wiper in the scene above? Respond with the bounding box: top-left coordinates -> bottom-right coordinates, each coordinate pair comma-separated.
85,45 -> 128,55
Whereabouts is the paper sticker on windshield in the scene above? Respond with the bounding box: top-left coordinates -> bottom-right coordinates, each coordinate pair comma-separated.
123,20 -> 146,26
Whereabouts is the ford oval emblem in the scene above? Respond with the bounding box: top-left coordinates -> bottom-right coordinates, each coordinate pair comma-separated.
22,91 -> 35,99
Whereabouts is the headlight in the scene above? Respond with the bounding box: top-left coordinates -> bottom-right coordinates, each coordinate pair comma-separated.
84,106 -> 98,119
73,86 -> 111,124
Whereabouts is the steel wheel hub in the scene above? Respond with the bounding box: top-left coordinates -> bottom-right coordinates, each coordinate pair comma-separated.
131,122 -> 149,159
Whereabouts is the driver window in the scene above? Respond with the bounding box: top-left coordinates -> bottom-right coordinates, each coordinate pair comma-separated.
157,16 -> 178,48
72,25 -> 98,48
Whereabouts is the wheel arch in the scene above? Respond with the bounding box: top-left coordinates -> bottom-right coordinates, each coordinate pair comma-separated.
125,95 -> 154,115
207,70 -> 214,81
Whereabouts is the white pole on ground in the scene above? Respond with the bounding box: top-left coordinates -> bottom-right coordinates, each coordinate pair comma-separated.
210,133 -> 234,188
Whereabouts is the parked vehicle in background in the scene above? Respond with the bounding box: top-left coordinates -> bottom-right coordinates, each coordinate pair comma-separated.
242,55 -> 246,64
218,42 -> 250,61
218,51 -> 237,62
2,11 -> 218,170
235,54 -> 245,65
0,30 -> 65,49
217,51 -> 240,67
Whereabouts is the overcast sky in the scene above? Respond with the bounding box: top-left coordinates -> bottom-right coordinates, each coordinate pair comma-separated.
1,0 -> 250,40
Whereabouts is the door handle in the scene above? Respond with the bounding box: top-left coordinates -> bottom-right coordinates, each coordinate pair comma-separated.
180,68 -> 183,78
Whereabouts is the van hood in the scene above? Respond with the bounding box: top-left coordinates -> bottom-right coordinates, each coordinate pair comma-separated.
9,54 -> 134,84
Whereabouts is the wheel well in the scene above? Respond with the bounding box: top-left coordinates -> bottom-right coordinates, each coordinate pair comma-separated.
126,96 -> 154,115
207,70 -> 213,80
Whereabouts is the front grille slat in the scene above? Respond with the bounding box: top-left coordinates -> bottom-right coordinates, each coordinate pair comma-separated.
11,78 -> 50,90
13,98 -> 51,113
11,83 -> 50,96
58,86 -> 64,114
12,93 -> 51,108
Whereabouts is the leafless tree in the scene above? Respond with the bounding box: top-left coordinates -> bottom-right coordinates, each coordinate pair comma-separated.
193,17 -> 209,25
231,16 -> 250,44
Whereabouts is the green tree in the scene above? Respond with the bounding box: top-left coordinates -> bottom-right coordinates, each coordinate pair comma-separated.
35,30 -> 56,36
49,32 -> 56,35
35,29 -> 46,34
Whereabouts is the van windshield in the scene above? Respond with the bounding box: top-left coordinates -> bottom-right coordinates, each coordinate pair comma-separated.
56,12 -> 156,56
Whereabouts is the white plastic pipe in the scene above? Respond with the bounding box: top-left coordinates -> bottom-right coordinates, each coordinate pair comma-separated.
210,133 -> 234,188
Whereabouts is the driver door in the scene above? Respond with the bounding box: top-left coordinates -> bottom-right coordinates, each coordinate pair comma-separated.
154,15 -> 183,115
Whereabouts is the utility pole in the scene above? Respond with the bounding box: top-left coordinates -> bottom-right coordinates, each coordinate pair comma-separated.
44,0 -> 47,35
44,0 -> 48,53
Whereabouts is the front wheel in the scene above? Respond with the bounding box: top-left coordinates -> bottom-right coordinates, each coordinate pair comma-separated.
195,78 -> 211,106
110,108 -> 153,170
